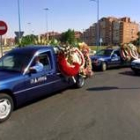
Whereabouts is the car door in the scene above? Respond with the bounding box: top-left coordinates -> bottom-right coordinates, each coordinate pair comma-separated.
110,50 -> 121,67
23,52 -> 55,100
42,51 -> 70,92
24,51 -> 72,101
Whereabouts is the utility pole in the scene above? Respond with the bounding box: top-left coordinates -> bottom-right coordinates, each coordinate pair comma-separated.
90,0 -> 100,51
44,8 -> 49,40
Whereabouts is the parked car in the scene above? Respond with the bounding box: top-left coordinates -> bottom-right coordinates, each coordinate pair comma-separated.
131,59 -> 140,75
90,48 -> 130,71
0,45 -> 85,122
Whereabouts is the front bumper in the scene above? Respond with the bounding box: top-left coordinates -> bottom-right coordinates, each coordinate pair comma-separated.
131,63 -> 140,70
92,61 -> 102,70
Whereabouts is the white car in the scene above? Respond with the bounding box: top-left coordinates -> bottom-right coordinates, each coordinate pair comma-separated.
131,59 -> 140,74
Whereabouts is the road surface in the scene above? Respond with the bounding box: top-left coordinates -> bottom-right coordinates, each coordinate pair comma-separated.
0,68 -> 140,140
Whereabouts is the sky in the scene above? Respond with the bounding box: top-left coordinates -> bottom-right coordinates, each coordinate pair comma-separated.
0,0 -> 140,38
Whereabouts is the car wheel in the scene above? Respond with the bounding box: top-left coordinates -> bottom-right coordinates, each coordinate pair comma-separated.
75,75 -> 85,88
0,94 -> 14,123
133,69 -> 139,75
101,62 -> 107,71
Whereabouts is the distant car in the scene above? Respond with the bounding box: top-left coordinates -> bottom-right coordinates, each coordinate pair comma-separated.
131,59 -> 140,75
90,48 -> 130,71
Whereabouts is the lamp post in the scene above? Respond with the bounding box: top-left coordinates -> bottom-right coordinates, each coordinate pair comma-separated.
17,0 -> 21,41
44,8 -> 49,40
27,22 -> 31,35
90,0 -> 100,51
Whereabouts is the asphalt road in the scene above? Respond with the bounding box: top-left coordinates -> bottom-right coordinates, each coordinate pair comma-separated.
1,68 -> 140,140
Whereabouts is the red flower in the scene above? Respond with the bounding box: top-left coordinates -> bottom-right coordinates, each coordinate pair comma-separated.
58,54 -> 80,76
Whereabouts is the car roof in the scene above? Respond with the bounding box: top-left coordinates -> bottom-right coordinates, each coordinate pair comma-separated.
8,45 -> 55,55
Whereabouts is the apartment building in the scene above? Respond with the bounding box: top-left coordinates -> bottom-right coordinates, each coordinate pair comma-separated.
113,17 -> 138,44
82,17 -> 139,46
100,17 -> 118,45
82,25 -> 95,46
41,31 -> 61,40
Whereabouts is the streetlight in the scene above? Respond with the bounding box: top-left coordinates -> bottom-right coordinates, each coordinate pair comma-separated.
15,0 -> 24,45
17,0 -> 21,35
17,0 -> 21,41
44,8 -> 49,40
27,22 -> 31,35
90,0 -> 100,51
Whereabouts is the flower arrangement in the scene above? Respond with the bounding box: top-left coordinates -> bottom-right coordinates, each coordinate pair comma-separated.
57,42 -> 94,78
120,43 -> 139,61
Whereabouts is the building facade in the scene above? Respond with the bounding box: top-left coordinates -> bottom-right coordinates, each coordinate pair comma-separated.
82,25 -> 96,46
82,17 -> 139,46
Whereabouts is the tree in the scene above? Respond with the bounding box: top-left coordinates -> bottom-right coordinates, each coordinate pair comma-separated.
137,32 -> 140,46
20,34 -> 37,46
131,32 -> 140,46
60,29 -> 76,45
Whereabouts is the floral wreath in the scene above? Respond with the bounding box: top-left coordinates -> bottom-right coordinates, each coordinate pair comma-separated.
120,43 -> 139,61
57,43 -> 93,78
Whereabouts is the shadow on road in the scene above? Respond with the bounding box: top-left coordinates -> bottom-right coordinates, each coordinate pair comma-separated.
119,70 -> 140,77
87,86 -> 140,91
87,86 -> 119,91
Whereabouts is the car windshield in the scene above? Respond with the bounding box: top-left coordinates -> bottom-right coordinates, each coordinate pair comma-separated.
0,52 -> 32,72
95,49 -> 113,56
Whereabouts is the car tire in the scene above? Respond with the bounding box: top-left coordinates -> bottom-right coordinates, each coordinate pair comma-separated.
0,94 -> 14,123
133,69 -> 139,75
75,75 -> 85,88
101,62 -> 107,71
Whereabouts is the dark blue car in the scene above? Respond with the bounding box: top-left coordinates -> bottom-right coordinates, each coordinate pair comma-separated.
90,48 -> 129,71
0,45 -> 85,122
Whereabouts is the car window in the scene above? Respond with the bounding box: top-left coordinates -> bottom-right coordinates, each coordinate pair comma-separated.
0,53 -> 31,72
96,49 -> 112,56
114,50 -> 120,57
39,52 -> 52,71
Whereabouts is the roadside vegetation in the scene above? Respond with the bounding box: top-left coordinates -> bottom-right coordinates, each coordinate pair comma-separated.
3,29 -> 140,54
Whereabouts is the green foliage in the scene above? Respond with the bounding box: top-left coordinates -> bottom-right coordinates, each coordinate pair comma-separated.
19,34 -> 37,47
60,29 -> 78,46
132,31 -> 140,46
16,29 -> 82,47
48,38 -> 60,46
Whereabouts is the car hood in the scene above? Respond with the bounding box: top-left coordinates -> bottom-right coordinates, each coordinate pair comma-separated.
0,70 -> 22,81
